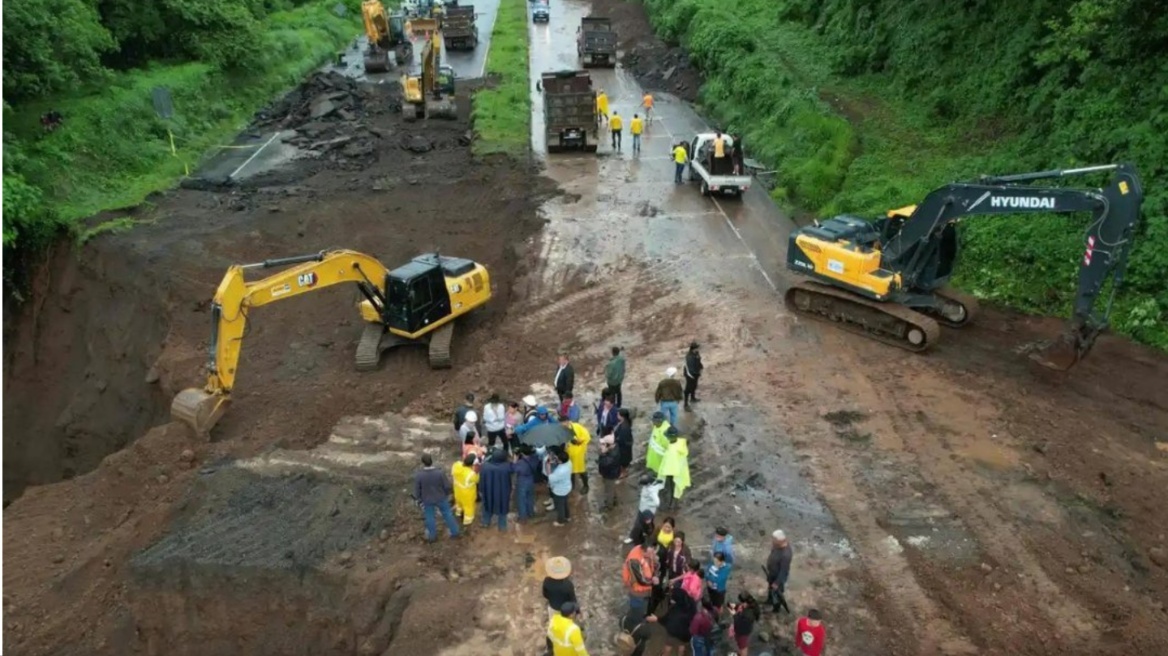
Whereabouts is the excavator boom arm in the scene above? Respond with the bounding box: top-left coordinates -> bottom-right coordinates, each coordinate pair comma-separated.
884,162 -> 1143,365
204,250 -> 391,394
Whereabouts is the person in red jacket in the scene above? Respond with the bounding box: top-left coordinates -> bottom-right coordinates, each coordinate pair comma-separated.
795,608 -> 826,656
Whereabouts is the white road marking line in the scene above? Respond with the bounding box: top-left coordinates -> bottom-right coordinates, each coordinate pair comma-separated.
712,196 -> 778,291
229,131 -> 282,180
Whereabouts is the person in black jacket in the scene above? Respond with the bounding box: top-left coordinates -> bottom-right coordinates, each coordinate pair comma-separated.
554,353 -> 575,403
542,556 -> 577,620
683,342 -> 703,410
614,408 -> 634,476
452,393 -> 475,431
653,584 -> 698,655
597,436 -> 622,511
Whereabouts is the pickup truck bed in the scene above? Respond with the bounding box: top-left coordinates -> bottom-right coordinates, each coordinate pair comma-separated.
688,134 -> 751,198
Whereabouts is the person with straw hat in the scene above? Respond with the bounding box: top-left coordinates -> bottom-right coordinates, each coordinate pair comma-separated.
542,557 -> 578,621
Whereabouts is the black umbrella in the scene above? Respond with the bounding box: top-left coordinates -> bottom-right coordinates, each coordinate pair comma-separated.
519,422 -> 572,448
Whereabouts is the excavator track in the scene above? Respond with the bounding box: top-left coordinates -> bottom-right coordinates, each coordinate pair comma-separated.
355,323 -> 385,371
785,281 -> 941,353
428,322 -> 454,369
927,286 -> 981,328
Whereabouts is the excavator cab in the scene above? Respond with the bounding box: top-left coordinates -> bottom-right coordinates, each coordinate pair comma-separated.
382,256 -> 472,332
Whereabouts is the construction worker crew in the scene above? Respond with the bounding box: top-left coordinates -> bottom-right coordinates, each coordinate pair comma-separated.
548,601 -> 589,655
610,111 -> 623,151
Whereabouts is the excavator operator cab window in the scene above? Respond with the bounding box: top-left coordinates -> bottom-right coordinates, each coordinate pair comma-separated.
385,263 -> 452,334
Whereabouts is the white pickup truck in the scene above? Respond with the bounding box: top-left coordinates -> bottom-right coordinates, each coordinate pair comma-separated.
687,133 -> 751,198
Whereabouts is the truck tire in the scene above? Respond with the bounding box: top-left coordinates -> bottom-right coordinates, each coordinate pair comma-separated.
700,181 -> 710,196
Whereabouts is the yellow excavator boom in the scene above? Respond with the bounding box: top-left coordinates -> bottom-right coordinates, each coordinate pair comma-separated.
171,250 -> 390,436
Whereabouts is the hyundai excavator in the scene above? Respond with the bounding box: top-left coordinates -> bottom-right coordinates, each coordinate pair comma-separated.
171,250 -> 491,436
784,163 -> 1143,369
361,0 -> 411,73
401,32 -> 456,120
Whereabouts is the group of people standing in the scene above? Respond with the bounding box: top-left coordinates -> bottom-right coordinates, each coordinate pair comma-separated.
595,89 -> 655,154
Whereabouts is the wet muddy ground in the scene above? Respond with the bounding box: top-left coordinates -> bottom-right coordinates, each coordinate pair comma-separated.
5,0 -> 1168,654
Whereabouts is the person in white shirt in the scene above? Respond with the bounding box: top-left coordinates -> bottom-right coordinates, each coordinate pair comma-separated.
482,393 -> 508,450
459,411 -> 480,446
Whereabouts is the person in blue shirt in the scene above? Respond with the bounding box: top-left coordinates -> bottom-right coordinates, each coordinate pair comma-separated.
546,447 -> 574,526
515,405 -> 556,436
712,526 -> 735,565
705,550 -> 732,613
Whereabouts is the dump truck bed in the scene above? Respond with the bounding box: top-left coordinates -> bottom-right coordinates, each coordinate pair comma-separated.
442,5 -> 477,48
542,70 -> 598,153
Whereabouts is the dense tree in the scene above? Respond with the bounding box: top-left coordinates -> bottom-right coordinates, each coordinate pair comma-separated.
2,0 -> 115,100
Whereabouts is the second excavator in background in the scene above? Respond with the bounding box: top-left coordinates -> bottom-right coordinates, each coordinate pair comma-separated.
361,0 -> 412,73
401,32 -> 456,120
170,250 -> 491,437
784,163 -> 1144,369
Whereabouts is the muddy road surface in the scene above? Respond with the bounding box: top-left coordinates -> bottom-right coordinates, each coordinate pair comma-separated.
5,0 -> 1168,654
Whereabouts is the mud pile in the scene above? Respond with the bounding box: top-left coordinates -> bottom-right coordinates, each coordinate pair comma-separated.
3,55 -> 556,654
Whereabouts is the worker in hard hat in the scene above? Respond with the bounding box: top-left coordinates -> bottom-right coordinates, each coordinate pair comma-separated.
451,452 -> 479,525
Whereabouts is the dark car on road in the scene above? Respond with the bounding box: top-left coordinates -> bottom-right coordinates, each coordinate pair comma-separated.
532,2 -> 549,23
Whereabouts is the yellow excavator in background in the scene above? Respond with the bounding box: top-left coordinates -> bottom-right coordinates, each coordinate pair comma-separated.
784,163 -> 1144,369
171,250 -> 491,436
361,0 -> 412,73
401,32 -> 457,120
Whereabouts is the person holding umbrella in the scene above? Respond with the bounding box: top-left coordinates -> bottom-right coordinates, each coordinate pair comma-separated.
517,420 -> 576,517
515,405 -> 557,437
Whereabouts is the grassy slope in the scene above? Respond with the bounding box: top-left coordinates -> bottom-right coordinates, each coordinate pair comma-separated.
641,0 -> 1166,348
6,2 -> 357,225
471,0 -> 531,156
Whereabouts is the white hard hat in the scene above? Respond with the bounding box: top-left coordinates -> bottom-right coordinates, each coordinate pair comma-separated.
465,410 -> 478,422
665,367 -> 678,377
523,395 -> 538,407
772,529 -> 787,541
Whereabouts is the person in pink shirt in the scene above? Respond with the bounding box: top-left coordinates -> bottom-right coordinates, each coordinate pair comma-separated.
680,560 -> 704,600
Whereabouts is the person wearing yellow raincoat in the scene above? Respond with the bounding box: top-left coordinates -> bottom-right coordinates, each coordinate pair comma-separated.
646,411 -> 671,475
564,420 -> 592,495
596,89 -> 609,124
451,453 -> 479,525
657,426 -> 690,511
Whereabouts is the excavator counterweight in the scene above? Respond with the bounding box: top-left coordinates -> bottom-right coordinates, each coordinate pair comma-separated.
171,250 -> 491,437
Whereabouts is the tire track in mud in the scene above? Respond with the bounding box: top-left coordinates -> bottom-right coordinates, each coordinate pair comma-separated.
872,362 -> 1100,645
758,330 -> 980,655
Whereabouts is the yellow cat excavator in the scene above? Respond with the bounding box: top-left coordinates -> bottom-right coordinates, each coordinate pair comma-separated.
361,0 -> 411,73
171,250 -> 491,436
401,32 -> 456,120
784,163 -> 1144,369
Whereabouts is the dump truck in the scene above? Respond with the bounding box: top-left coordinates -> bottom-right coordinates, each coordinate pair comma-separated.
443,5 -> 478,50
576,17 -> 616,68
542,70 -> 598,153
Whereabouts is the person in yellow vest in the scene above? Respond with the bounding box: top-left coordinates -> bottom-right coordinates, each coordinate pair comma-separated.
609,111 -> 623,152
672,142 -> 688,185
451,453 -> 479,525
548,601 -> 590,656
596,90 -> 609,124
657,427 -> 690,511
642,92 -> 654,122
646,411 -> 671,474
564,418 -> 592,495
630,113 -> 644,155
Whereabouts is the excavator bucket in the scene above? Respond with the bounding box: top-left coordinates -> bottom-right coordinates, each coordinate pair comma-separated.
426,99 -> 458,120
171,388 -> 230,436
1028,337 -> 1083,371
364,50 -> 391,73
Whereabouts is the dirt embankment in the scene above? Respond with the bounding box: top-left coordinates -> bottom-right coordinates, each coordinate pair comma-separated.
3,67 -> 556,655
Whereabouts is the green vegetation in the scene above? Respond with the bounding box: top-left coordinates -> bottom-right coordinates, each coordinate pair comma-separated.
471,0 -> 531,156
3,0 -> 359,289
642,0 -> 1168,348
